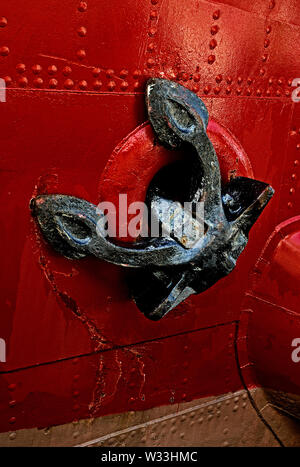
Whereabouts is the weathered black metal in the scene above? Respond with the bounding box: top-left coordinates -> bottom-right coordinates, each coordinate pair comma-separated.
30,78 -> 274,320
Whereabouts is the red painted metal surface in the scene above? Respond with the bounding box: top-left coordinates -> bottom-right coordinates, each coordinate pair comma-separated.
0,0 -> 299,435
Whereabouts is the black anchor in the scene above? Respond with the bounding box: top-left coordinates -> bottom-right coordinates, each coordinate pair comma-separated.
30,78 -> 274,320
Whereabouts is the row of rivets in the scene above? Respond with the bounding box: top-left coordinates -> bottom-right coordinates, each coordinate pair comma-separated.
287,129 -> 299,209
95,392 -> 249,447
208,10 -> 220,65
0,15 -> 9,57
146,0 -> 159,70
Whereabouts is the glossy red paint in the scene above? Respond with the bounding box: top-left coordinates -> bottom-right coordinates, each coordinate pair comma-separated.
0,0 -> 299,435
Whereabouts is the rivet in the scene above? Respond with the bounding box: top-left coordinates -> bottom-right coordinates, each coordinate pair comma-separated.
223,441 -> 229,447
234,397 -> 239,403
77,48 -> 86,60
151,0 -> 159,4
0,46 -> 9,56
32,64 -> 42,74
120,81 -> 129,90
214,87 -> 221,94
226,77 -> 232,84
223,428 -> 229,434
16,64 -> 26,75
208,55 -> 215,64
9,417 -> 16,424
73,390 -> 80,398
73,431 -> 79,439
133,69 -> 141,79
9,400 -> 16,408
190,411 -> 195,418
48,65 -> 58,75
208,405 -> 214,412
181,415 -> 186,422
180,432 -> 185,439
204,85 -> 211,94
73,404 -> 80,411
129,397 -> 135,404
210,39 -> 217,49
18,77 -> 28,87
150,10 -> 158,19
63,66 -> 72,76
147,58 -> 155,68
147,42 -> 155,52
216,410 -> 221,417
266,25 -> 272,34
290,188 -> 295,195
208,414 -> 213,421
276,90 -> 281,97
256,89 -> 262,96
133,81 -> 140,90
9,432 -> 16,440
64,78 -> 74,89
233,405 -> 239,412
108,80 -> 116,91
77,26 -> 87,37
193,73 -> 200,82
211,25 -> 219,35
0,17 -> 8,27
119,69 -> 128,78
192,84 -> 199,93
78,1 -> 88,12
285,90 -> 290,97
262,54 -> 268,62
224,415 -> 229,421
49,78 -> 58,88
79,80 -> 88,90
288,202 -> 293,209
266,89 -> 271,96
247,77 -> 253,85
148,27 -> 157,36
106,68 -> 114,78
242,393 -> 247,400
198,417 -> 203,424
242,402 -> 247,408
236,88 -> 242,95
171,426 -> 176,433
183,377 -> 188,384
246,88 -> 252,96
237,76 -> 243,84
4,76 -> 12,86
225,400 -> 230,406
182,393 -> 187,400
269,0 -> 275,9
259,68 -> 266,76
34,77 -> 43,88
213,10 -> 220,20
